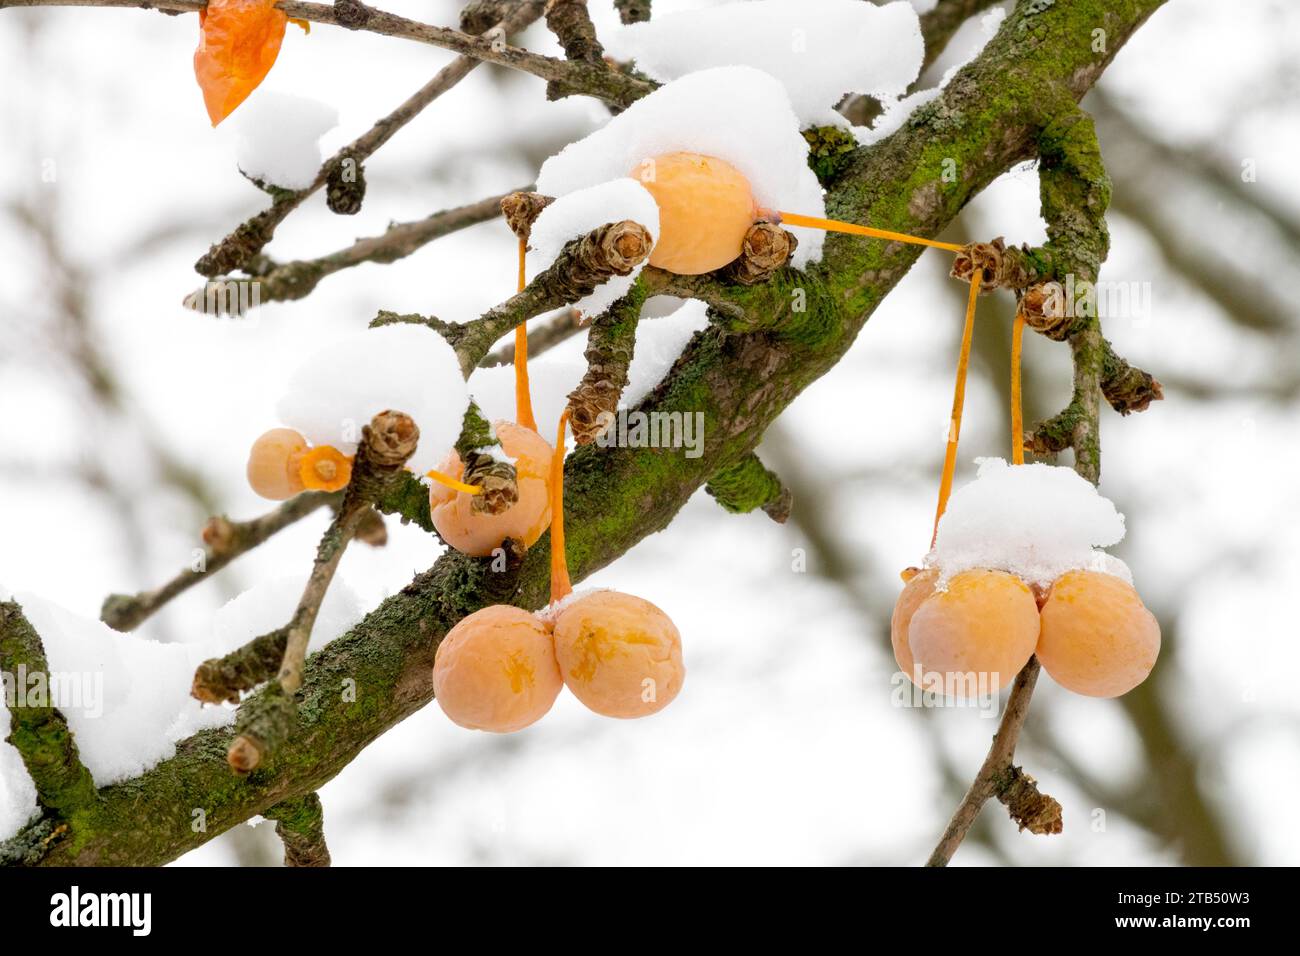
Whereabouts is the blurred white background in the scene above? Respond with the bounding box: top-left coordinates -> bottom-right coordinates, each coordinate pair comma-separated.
1,0 -> 1297,865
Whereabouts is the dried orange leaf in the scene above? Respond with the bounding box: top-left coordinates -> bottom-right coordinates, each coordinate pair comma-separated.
194,0 -> 289,127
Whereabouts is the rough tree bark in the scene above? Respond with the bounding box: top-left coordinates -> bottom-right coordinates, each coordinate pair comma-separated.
0,0 -> 1167,866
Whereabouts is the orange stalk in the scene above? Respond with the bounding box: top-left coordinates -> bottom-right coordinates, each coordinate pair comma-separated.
777,211 -> 964,253
514,237 -> 538,432
549,411 -> 572,604
425,469 -> 483,496
931,273 -> 982,548
1010,312 -> 1026,466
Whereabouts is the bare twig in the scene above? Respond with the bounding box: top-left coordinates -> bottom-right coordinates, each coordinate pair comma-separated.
193,2 -> 544,277
276,412 -> 419,694
481,307 -> 584,367
186,189 -> 522,311
567,285 -> 643,443
925,658 -> 1051,866
421,218 -> 654,374
1,0 -> 653,108
100,492 -> 338,632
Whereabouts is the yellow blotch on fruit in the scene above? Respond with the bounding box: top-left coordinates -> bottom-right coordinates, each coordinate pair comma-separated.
552,591 -> 684,719
1037,569 -> 1160,698
299,445 -> 351,492
246,427 -> 307,500
632,152 -> 756,275
430,420 -> 553,556
433,605 -> 562,732
891,568 -> 938,683
908,569 -> 1040,697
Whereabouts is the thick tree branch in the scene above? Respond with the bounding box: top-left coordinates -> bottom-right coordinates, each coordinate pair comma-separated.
3,0 -> 1167,866
0,604 -> 100,817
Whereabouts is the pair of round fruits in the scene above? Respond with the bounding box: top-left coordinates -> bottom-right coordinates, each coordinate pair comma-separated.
892,566 -> 1160,698
433,591 -> 685,732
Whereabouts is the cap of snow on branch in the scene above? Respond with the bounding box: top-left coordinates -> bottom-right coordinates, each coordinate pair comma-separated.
930,458 -> 1131,587
528,178 -> 661,316
230,91 -> 338,191
604,0 -> 923,129
276,323 -> 469,476
536,65 -> 826,269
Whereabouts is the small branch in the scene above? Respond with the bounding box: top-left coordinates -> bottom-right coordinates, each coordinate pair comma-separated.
566,282 -> 645,443
193,3 -> 543,277
481,307 -> 583,367
100,492 -> 337,632
0,602 -> 100,818
227,411 -> 421,774
612,0 -> 649,24
704,452 -> 792,523
3,0 -> 653,109
544,0 -> 604,65
192,628 -> 288,705
925,658 -> 1052,866
437,218 -> 654,373
276,412 -> 420,694
186,190 -> 520,311
264,792 -> 330,867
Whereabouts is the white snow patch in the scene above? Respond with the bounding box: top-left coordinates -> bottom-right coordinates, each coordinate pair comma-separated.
211,573 -> 362,658
605,1 -> 924,128
0,692 -> 40,842
535,588 -> 610,626
623,299 -> 710,407
854,6 -> 1005,146
536,66 -> 826,269
851,87 -> 941,146
928,458 -> 1128,587
528,179 -> 660,316
231,91 -> 338,191
277,323 -> 470,475
0,576 -> 365,840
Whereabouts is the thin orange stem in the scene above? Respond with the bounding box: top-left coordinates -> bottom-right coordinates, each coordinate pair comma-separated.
777,211 -> 965,253
1010,313 -> 1026,466
931,273 -> 982,548
425,469 -> 483,496
514,237 -> 538,432
549,410 -> 572,605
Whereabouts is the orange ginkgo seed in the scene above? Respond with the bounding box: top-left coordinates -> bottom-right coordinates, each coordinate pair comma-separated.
299,445 -> 352,492
246,427 -> 308,500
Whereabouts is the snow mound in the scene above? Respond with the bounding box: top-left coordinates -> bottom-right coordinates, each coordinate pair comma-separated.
930,458 -> 1128,587
232,91 -> 338,190
211,574 -> 361,657
536,65 -> 825,269
0,575 -> 366,840
605,0 -> 923,128
623,299 -> 710,407
277,323 -> 469,475
529,179 -> 660,316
